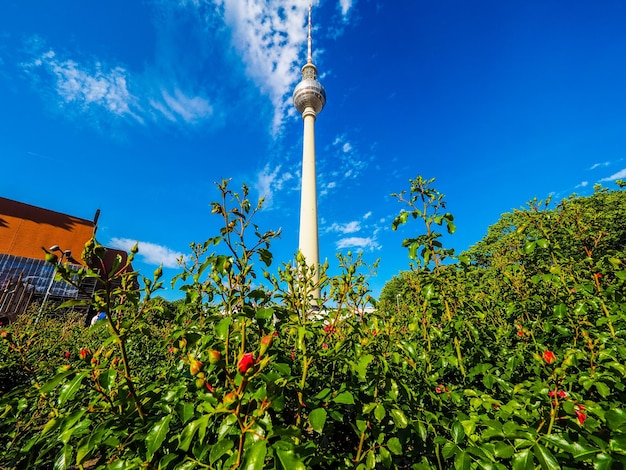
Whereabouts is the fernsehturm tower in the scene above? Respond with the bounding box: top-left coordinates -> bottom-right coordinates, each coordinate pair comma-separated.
293,6 -> 326,298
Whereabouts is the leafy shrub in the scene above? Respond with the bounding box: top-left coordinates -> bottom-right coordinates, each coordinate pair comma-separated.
0,178 -> 624,469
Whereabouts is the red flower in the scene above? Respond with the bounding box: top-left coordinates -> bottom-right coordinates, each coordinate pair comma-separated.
322,343 -> 328,349
372,330 -> 377,336
238,352 -> 255,375
64,351 -> 71,359
543,350 -> 556,364
575,409 -> 587,425
557,390 -> 567,399
517,331 -> 524,337
79,348 -> 91,361
205,382 -> 214,393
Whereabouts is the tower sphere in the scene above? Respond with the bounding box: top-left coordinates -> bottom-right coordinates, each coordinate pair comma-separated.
293,64 -> 326,115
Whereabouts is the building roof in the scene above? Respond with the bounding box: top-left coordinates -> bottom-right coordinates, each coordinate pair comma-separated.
0,197 -> 97,263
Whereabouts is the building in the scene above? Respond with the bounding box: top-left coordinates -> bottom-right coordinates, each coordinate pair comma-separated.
0,197 -> 129,322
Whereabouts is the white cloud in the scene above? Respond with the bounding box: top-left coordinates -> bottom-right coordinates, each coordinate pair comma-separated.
339,0 -> 354,18
327,221 -> 361,234
109,237 -> 185,268
255,163 -> 294,208
24,50 -> 143,122
363,211 -> 372,219
590,162 -> 609,170
22,45 -> 213,127
576,181 -> 589,188
600,168 -> 626,182
153,88 -> 213,124
213,0 -> 314,132
336,236 -> 380,251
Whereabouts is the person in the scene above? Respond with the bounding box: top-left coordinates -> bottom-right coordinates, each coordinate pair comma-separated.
90,311 -> 107,326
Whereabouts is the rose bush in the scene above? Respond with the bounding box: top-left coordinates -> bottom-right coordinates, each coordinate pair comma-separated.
0,177 -> 624,469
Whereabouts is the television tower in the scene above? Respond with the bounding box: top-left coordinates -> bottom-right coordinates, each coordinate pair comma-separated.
293,5 -> 326,298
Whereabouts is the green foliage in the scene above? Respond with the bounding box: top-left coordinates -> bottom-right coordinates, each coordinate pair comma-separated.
1,177 -> 625,469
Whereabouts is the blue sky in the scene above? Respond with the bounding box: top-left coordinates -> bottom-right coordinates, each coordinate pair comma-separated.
1,1 -> 626,300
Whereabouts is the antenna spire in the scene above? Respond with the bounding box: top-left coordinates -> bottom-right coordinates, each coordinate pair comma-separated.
307,4 -> 313,64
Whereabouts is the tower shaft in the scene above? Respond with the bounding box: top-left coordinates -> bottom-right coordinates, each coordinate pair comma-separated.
299,107 -> 320,287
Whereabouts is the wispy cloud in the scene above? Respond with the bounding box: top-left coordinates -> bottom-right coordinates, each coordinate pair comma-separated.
327,221 -> 361,234
109,237 -> 185,268
213,0 -> 314,133
23,49 -> 143,122
21,43 -> 213,128
339,0 -> 355,19
323,133 -> 370,182
255,163 -> 294,209
600,168 -> 626,182
590,161 -> 610,170
575,181 -> 589,188
336,236 -> 380,251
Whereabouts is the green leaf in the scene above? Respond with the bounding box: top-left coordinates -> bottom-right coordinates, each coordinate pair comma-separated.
511,449 -> 533,470
40,370 -> 74,393
355,354 -> 375,381
533,444 -> 559,470
276,448 -> 306,470
98,369 -> 116,393
146,414 -> 172,461
379,446 -> 392,469
387,437 -> 402,455
215,317 -> 231,340
256,307 -> 274,320
454,451 -> 471,470
175,402 -> 195,424
58,371 -> 89,406
242,440 -> 267,470
606,408 -> 626,432
443,442 -> 459,459
53,444 -> 72,470
178,417 -> 201,452
209,438 -> 234,464
390,408 -> 408,429
595,381 -> 611,398
309,408 -> 327,433
334,391 -> 355,405
451,421 -> 465,444
374,404 -> 386,422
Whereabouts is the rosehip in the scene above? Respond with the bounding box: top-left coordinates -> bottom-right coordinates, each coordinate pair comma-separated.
189,359 -> 203,376
207,349 -> 221,364
259,335 -> 273,355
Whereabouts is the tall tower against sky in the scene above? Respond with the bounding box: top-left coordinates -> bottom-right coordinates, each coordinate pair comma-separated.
293,5 -> 326,297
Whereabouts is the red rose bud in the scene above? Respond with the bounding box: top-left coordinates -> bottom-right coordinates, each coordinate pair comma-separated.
189,359 -> 203,376
79,348 -> 91,361
542,350 -> 556,364
260,335 -> 273,355
238,352 -> 255,375
207,349 -> 222,364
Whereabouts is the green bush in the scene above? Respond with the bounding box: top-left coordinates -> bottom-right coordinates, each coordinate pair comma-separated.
0,178 -> 624,469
